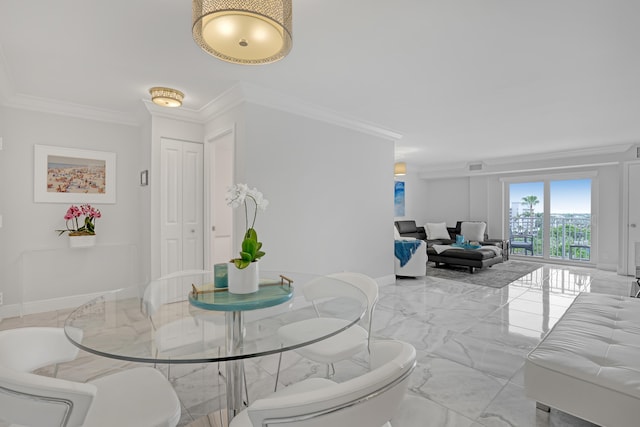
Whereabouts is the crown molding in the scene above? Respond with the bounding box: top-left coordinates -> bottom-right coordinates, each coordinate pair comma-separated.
487,143 -> 633,165
242,83 -> 403,141
3,93 -> 140,126
199,82 -> 404,142
142,99 -> 205,124
199,84 -> 246,121
417,143 -> 634,180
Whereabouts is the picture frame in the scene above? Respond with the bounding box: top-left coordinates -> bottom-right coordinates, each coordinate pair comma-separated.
34,145 -> 117,204
394,180 -> 405,217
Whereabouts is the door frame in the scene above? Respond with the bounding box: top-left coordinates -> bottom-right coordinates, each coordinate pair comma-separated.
204,125 -> 236,270
623,161 -> 640,275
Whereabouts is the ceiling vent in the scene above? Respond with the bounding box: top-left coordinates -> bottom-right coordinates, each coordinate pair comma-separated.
468,162 -> 484,172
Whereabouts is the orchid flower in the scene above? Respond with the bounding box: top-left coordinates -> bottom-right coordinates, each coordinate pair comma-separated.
56,204 -> 101,236
226,184 -> 268,269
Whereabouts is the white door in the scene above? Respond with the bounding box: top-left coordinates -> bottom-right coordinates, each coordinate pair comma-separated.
628,163 -> 640,275
160,138 -> 204,276
205,131 -> 234,266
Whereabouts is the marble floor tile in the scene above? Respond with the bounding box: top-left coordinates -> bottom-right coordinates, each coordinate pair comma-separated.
391,394 -> 475,427
431,332 -> 528,381
477,382 -> 598,427
411,354 -> 509,420
0,261 -> 632,427
486,306 -> 561,335
375,314 -> 455,354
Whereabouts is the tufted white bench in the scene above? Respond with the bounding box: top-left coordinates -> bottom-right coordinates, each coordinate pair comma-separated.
525,293 -> 640,427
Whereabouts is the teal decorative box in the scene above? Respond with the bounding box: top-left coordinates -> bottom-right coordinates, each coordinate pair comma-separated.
214,263 -> 228,288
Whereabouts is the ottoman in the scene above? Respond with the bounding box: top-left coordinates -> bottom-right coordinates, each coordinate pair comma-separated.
427,245 -> 504,273
525,293 -> 640,427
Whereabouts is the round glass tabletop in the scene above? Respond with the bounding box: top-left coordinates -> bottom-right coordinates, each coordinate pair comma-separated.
63,271 -> 367,364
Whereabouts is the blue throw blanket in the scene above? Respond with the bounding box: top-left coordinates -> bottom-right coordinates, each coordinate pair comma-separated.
394,240 -> 422,267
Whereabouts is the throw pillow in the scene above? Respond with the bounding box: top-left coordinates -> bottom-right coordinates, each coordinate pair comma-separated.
425,222 -> 450,240
461,221 -> 486,242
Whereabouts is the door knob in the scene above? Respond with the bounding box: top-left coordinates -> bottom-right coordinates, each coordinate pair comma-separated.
631,224 -> 637,228
191,229 -> 195,233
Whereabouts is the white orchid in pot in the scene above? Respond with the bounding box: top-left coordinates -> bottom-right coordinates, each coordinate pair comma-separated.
225,184 -> 268,293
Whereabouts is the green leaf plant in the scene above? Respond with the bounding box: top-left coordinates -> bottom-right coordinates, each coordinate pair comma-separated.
226,184 -> 268,269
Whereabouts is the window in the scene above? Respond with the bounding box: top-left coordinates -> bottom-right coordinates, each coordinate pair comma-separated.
506,176 -> 593,263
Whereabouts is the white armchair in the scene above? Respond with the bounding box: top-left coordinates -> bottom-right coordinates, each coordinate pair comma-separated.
394,226 -> 427,277
0,327 -> 181,427
229,340 -> 416,427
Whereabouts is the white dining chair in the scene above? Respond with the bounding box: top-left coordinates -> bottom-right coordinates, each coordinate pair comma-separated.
142,269 -> 250,406
144,269 -> 226,359
275,272 -> 379,384
229,339 -> 416,427
0,327 -> 181,427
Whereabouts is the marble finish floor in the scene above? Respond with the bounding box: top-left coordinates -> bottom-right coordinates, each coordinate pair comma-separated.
0,261 -> 634,426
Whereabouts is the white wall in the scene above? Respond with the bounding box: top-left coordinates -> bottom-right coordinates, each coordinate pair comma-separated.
422,177 -> 471,228
210,103 -> 396,280
0,106 -> 144,315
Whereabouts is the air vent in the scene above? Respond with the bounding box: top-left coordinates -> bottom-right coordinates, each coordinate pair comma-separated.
468,163 -> 483,171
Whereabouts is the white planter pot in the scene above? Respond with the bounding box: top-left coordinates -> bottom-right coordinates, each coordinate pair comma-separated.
227,261 -> 259,294
69,234 -> 96,248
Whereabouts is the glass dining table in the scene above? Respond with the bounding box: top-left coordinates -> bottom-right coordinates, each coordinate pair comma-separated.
63,270 -> 367,424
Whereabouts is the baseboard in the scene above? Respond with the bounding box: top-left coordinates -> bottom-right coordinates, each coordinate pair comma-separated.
377,274 -> 397,287
596,263 -> 618,272
0,303 -> 22,320
0,288 -> 138,320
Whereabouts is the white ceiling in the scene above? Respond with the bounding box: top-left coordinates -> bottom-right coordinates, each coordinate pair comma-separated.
1,0 -> 639,172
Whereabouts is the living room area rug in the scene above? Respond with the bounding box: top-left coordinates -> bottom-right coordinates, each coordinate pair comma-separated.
426,260 -> 543,288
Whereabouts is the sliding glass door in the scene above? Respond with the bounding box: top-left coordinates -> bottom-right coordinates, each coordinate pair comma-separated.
507,177 -> 593,263
549,179 -> 591,261
509,182 -> 543,257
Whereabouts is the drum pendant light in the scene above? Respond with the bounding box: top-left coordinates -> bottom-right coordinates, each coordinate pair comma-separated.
192,0 -> 293,65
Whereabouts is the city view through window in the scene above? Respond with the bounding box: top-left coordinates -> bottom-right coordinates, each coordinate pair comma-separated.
509,179 -> 591,261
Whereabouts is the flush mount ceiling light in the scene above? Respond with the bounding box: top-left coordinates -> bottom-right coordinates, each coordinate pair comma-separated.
149,87 -> 184,108
394,162 -> 407,176
192,0 -> 292,65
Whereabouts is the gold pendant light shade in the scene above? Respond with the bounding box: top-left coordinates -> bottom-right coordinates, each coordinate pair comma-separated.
394,162 -> 407,176
192,0 -> 292,65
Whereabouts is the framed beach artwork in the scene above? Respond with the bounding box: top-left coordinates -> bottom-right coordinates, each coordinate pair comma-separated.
394,181 -> 405,217
34,145 -> 116,204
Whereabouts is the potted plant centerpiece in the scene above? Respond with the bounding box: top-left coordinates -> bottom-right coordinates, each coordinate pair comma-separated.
56,204 -> 101,248
225,184 -> 268,294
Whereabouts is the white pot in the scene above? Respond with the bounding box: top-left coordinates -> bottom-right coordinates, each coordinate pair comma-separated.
227,261 -> 259,294
69,234 -> 96,248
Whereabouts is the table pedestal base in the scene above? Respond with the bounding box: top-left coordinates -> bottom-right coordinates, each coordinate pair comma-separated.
198,410 -> 228,427
226,311 -> 245,422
